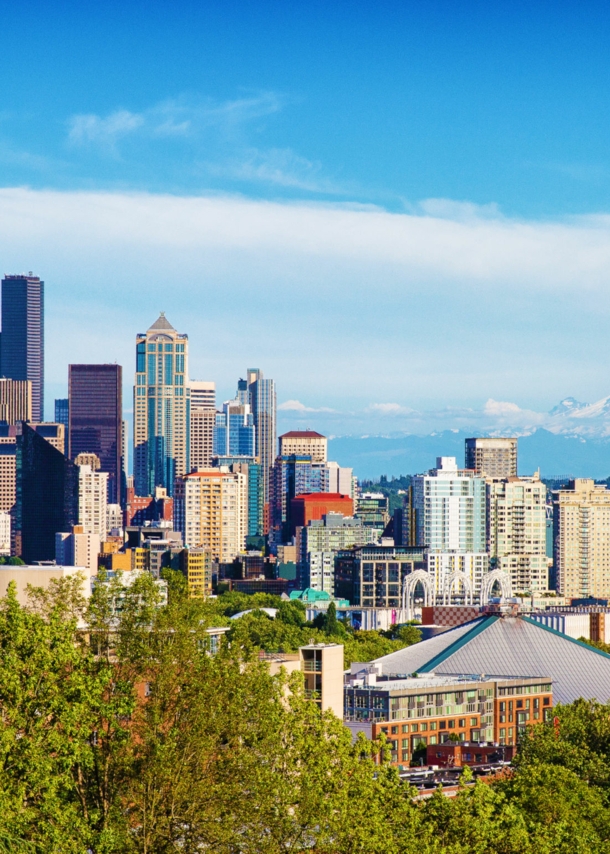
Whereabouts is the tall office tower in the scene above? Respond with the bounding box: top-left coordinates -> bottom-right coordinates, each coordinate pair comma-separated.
189,380 -> 216,472
465,437 -> 518,478
189,380 -> 216,410
77,462 -> 108,542
279,430 -> 327,462
553,479 -> 610,599
247,369 -> 276,505
412,457 -> 486,552
69,364 -> 122,504
55,398 -> 69,432
14,423 -> 79,563
212,455 -> 263,538
487,474 -> 548,593
174,469 -> 248,562
134,314 -> 189,497
0,379 -> 31,423
1,274 -> 44,421
270,455 -> 329,542
213,390 -> 255,457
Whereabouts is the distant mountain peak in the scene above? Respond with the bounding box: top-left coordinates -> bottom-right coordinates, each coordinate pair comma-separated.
549,397 -> 587,416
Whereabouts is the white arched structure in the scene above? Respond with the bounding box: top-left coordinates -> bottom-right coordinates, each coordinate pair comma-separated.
442,571 -> 473,605
480,569 -> 512,603
401,570 -> 434,621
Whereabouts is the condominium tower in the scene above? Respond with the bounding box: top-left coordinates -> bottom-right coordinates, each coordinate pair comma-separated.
487,474 -> 548,593
465,437 -> 517,479
412,457 -> 486,552
553,479 -> 610,599
69,364 -> 122,504
174,469 -> 248,562
1,275 -> 44,421
134,314 -> 189,496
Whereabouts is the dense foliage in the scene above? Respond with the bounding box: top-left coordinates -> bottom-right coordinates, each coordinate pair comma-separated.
1,576 -> 610,851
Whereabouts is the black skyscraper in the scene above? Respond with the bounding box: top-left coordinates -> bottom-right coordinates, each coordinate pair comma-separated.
0,274 -> 44,421
69,364 -> 123,504
14,423 -> 78,563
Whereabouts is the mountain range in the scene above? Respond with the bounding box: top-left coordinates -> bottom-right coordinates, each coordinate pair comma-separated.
328,396 -> 610,480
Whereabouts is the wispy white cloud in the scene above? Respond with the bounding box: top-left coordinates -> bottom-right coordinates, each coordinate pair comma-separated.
278,399 -> 335,413
68,110 -> 145,150
64,92 -> 350,194
368,403 -> 418,416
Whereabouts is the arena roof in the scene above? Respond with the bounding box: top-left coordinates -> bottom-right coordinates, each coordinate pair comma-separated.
371,615 -> 610,704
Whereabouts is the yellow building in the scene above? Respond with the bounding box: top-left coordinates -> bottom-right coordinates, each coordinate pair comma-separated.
182,548 -> 212,597
487,473 -> 548,593
554,479 -> 610,599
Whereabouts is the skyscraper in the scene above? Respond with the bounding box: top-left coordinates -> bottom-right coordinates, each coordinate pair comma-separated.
14,423 -> 79,563
1,275 -> 44,421
55,398 -> 69,431
412,457 -> 486,552
465,437 -> 518,479
69,364 -> 123,504
134,314 -> 189,497
247,368 -> 276,506
213,390 -> 255,457
189,380 -> 215,472
0,379 -> 31,423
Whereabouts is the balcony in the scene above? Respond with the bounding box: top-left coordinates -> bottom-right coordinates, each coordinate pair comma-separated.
302,661 -> 322,673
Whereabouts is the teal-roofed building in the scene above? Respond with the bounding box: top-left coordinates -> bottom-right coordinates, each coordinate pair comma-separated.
365,608 -> 610,705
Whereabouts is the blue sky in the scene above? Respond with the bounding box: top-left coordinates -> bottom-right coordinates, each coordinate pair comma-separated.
3,1 -> 610,439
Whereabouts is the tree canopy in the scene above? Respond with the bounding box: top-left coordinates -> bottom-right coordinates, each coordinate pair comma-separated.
0,577 -> 609,851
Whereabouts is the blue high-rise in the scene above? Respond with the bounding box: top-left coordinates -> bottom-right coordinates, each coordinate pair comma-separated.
213,387 -> 256,457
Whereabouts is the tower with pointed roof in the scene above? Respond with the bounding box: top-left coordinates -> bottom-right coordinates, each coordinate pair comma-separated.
134,313 -> 189,496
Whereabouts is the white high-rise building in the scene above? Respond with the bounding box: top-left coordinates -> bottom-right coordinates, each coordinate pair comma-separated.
174,468 -> 248,562
412,457 -> 486,552
426,552 -> 489,600
487,473 -> 548,593
78,464 -> 108,542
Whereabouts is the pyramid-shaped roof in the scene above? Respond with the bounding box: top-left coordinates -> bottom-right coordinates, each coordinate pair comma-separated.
371,615 -> 610,704
148,312 -> 175,332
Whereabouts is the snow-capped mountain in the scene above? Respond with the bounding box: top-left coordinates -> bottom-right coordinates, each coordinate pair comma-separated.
546,396 -> 610,437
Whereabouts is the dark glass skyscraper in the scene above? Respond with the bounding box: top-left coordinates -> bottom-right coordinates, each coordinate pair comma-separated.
14,423 -> 78,563
55,398 -> 69,431
0,275 -> 44,421
69,364 -> 122,504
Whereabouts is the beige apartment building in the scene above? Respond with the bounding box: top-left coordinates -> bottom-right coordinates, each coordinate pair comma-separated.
189,380 -> 216,472
487,473 -> 548,593
174,468 -> 248,562
553,479 -> 610,599
78,464 -> 108,542
279,430 -> 327,463
0,379 -> 31,423
190,409 -> 216,471
465,437 -> 517,479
